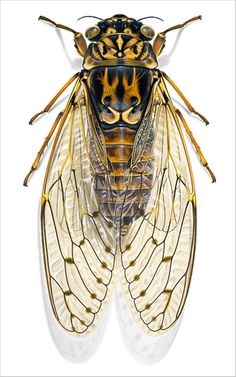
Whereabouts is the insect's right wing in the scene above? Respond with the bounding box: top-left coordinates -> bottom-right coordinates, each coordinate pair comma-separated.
41,78 -> 117,336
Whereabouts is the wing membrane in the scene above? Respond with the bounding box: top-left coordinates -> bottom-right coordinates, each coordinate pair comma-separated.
119,81 -> 196,335
40,73 -> 196,337
41,80 -> 117,336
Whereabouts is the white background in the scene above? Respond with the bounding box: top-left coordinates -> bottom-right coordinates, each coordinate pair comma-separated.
1,1 -> 235,376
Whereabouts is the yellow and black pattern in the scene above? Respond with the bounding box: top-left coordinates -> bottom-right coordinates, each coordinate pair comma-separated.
87,66 -> 153,126
84,35 -> 157,70
83,14 -> 157,69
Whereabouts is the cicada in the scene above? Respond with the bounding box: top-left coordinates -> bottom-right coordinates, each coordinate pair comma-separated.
24,14 -> 215,340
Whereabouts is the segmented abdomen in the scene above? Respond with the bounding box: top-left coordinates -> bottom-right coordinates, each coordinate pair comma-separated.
94,126 -> 153,225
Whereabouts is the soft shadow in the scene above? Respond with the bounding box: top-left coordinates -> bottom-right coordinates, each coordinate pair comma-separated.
158,29 -> 184,68
115,283 -> 182,363
55,29 -> 82,71
49,94 -> 69,111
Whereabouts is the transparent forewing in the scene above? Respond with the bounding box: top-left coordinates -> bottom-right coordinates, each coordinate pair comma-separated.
41,83 -> 117,336
119,85 -> 196,335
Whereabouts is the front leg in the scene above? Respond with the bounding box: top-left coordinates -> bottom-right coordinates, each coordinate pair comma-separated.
29,72 -> 79,124
153,15 -> 202,57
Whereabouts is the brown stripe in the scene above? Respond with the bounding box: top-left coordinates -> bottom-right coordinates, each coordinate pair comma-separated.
94,175 -> 153,190
95,188 -> 150,203
106,145 -> 132,163
98,202 -> 146,218
103,127 -> 136,145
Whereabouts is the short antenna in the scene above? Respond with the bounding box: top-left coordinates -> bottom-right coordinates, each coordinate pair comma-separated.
77,16 -> 103,22
138,16 -> 164,22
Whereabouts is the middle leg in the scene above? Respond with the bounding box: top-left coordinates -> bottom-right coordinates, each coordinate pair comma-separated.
161,71 -> 209,125
176,108 -> 216,182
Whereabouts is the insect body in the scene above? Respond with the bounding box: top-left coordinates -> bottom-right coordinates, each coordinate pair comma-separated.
24,14 -> 215,337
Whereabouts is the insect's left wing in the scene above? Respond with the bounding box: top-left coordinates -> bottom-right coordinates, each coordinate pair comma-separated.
119,78 -> 196,335
41,79 -> 117,336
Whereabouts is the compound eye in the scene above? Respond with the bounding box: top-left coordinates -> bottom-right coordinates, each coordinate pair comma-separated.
85,25 -> 100,40
140,25 -> 155,39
